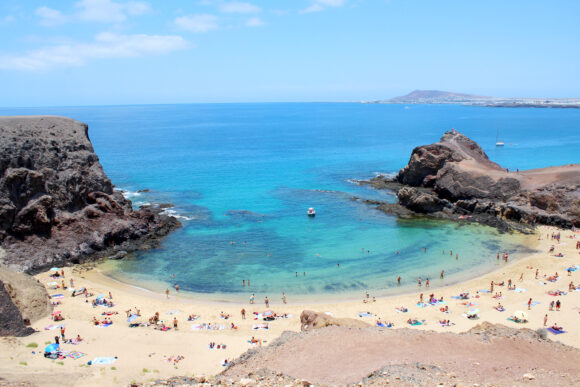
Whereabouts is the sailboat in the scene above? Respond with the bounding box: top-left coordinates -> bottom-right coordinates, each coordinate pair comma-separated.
495,128 -> 505,146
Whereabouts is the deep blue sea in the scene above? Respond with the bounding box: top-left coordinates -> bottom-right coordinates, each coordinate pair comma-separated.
2,103 -> 579,301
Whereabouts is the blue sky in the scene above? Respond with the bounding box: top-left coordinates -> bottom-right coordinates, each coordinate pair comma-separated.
0,0 -> 579,106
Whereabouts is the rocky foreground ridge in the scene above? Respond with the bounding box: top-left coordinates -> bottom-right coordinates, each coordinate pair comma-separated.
143,322 -> 580,386
362,130 -> 580,232
0,116 -> 180,335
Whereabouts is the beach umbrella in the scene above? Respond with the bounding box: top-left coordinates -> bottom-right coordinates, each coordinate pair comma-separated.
514,311 -> 528,320
263,310 -> 274,317
52,311 -> 62,316
45,343 -> 59,353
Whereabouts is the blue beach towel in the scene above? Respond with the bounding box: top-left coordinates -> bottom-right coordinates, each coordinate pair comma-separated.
376,322 -> 386,327
90,357 -> 117,365
127,315 -> 138,323
547,327 -> 566,335
357,312 -> 373,317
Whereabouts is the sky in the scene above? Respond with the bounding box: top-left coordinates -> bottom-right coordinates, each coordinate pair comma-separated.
0,0 -> 579,106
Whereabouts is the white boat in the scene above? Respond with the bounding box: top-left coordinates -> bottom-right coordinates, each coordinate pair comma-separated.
495,128 -> 504,146
307,207 -> 316,217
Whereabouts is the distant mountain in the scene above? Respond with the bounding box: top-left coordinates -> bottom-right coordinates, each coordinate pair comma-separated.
389,90 -> 489,103
363,90 -> 580,108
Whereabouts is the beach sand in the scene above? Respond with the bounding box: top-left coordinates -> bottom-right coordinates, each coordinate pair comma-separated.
0,225 -> 578,386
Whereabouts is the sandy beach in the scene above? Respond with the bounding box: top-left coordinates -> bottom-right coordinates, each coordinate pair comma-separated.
1,225 -> 579,386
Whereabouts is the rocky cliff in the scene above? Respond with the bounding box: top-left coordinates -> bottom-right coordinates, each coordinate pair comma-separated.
365,131 -> 580,231
0,116 -> 181,272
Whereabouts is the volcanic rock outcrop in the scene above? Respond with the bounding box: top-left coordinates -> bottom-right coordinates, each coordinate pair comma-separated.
300,310 -> 370,331
0,116 -> 181,273
366,131 -> 580,231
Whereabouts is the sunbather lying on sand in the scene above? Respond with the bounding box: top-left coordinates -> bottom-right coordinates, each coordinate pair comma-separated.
551,323 -> 563,331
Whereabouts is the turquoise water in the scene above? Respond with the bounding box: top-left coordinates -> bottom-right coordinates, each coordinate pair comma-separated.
2,103 -> 579,301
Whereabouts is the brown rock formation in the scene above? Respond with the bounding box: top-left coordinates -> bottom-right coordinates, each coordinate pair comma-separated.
366,130 -> 580,231
300,310 -> 370,331
0,116 -> 181,273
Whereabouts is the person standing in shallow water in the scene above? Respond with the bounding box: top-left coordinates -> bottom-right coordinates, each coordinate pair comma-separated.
282,292 -> 287,304
165,288 -> 169,299
440,270 -> 444,279
265,297 -> 270,307
397,276 -> 401,285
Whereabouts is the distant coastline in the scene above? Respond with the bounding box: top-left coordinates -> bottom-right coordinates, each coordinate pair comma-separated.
364,89 -> 580,108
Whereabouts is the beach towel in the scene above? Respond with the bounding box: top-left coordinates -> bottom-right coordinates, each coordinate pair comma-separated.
395,308 -> 408,313
96,322 -> 112,328
409,321 -> 422,326
514,288 -> 527,293
507,317 -> 526,323
547,327 -> 566,335
90,357 -> 117,365
44,324 -> 65,330
376,322 -> 386,327
416,303 -> 428,308
528,301 -> 541,307
160,326 -> 171,331
166,310 -> 180,315
252,324 -> 269,330
187,316 -> 200,321
478,289 -> 491,293
68,351 -> 86,359
451,296 -> 460,300
438,322 -> 455,326
357,312 -> 373,317
127,315 -> 138,323
50,294 -> 64,299
191,324 -> 202,330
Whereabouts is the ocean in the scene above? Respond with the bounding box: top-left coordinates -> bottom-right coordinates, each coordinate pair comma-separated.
2,103 -> 579,301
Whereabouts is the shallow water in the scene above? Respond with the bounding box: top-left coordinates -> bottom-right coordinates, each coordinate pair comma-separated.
1,103 -> 578,301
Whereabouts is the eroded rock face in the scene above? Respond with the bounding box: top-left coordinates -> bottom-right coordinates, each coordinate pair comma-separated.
0,116 -> 181,273
0,267 -> 51,325
0,281 -> 34,337
387,130 -> 580,230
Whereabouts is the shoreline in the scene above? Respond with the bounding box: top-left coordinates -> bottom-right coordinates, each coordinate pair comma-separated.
1,225 -> 578,386
93,230 -> 539,306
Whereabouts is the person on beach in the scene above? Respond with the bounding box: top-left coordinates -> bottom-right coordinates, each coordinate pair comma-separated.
397,276 -> 401,285
544,314 -> 548,327
528,298 -> 532,310
173,317 -> 178,330
243,280 -> 245,286
250,294 -> 255,304
419,293 -> 423,303
426,278 -> 430,287
497,252 -> 500,260
165,288 -> 169,299
109,291 -> 113,299
549,300 -> 554,311
456,253 -> 458,260
265,297 -> 269,307
70,278 -> 74,288
440,270 -> 444,279
490,281 -> 494,293
241,308 -> 246,319
417,277 -> 422,287
556,300 -> 561,311
248,279 -> 250,286
282,292 -> 287,304
519,273 -> 523,281
61,270 -> 65,278
174,284 -> 179,292
535,269 -> 539,279
60,326 -> 65,341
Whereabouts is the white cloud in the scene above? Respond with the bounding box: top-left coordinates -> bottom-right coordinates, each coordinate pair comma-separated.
300,4 -> 324,14
246,17 -> 264,27
125,1 -> 151,15
0,32 -> 188,71
300,0 -> 346,13
36,6 -> 67,26
175,14 -> 219,33
0,15 -> 15,26
220,2 -> 261,14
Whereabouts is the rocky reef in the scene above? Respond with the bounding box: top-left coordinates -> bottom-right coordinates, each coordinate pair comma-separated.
0,116 -> 180,336
362,131 -> 580,232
